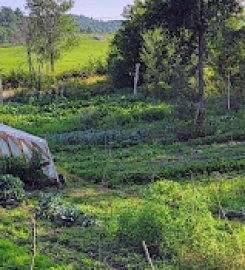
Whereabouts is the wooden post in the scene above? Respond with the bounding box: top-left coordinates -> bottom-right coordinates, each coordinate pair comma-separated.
0,76 -> 3,106
142,241 -> 155,270
60,81 -> 65,98
134,63 -> 140,96
30,218 -> 37,270
227,71 -> 231,111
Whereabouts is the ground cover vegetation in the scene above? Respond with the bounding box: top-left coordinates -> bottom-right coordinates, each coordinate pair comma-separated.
0,0 -> 244,269
0,77 -> 244,269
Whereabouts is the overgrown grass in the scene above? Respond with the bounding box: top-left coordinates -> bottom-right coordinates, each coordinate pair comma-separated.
0,173 -> 244,269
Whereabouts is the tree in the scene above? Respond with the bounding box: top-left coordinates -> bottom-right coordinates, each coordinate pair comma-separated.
141,28 -> 180,99
109,0 -> 242,123
166,0 -> 241,123
25,0 -> 78,78
108,1 -> 145,88
216,18 -> 245,110
0,6 -> 23,44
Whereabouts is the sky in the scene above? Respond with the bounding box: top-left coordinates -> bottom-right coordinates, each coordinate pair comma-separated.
0,0 -> 135,20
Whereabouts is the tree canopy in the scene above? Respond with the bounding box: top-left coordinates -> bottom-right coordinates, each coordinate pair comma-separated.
108,0 -> 244,121
0,7 -> 23,44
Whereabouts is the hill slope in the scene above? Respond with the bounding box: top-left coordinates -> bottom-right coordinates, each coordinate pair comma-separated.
72,14 -> 122,34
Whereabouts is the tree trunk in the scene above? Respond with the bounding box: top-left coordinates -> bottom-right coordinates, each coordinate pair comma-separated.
194,4 -> 205,125
37,64 -> 42,93
36,54 -> 44,93
0,77 -> 3,106
50,50 -> 55,73
227,70 -> 231,110
27,45 -> 33,74
134,63 -> 140,96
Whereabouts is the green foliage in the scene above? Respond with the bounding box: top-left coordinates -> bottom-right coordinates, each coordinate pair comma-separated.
116,202 -> 171,252
215,24 -> 245,109
114,180 -> 244,269
0,239 -> 73,269
108,0 -> 244,113
26,0 -> 78,73
0,175 -> 25,206
0,153 -> 49,187
108,4 -> 144,88
141,28 -> 183,99
0,73 -> 244,269
0,6 -> 23,44
73,14 -> 122,34
36,193 -> 79,226
2,69 -> 55,90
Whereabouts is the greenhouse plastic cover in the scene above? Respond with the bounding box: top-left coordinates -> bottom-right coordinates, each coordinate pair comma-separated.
0,124 -> 58,181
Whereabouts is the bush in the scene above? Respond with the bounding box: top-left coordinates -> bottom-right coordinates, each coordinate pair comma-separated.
80,108 -> 102,129
113,181 -> 244,269
116,202 -> 172,255
0,175 -> 25,206
2,69 -> 55,92
84,58 -> 108,76
36,194 -> 79,226
0,153 -> 49,187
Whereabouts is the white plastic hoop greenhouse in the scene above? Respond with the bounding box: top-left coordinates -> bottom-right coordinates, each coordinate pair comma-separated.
0,124 -> 58,181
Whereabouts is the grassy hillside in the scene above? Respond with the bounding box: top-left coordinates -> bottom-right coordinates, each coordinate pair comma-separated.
0,78 -> 244,269
0,35 -> 111,75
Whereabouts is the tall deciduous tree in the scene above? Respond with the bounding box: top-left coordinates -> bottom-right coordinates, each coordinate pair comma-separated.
167,0 -> 241,123
216,16 -> 245,110
109,0 -> 243,122
25,0 -> 78,80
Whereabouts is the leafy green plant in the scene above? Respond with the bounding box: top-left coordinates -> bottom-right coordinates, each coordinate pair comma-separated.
113,181 -> 244,269
36,194 -> 79,226
0,175 -> 25,206
0,153 -> 49,187
116,202 -> 172,255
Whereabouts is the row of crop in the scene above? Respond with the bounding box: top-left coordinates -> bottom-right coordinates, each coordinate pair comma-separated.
123,159 -> 245,184
1,99 -> 172,137
57,149 -> 245,185
49,126 -> 165,148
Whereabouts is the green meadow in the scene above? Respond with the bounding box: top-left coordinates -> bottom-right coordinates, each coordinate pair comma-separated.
0,35 -> 111,75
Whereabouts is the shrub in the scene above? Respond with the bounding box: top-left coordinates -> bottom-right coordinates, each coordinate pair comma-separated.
2,69 -> 55,92
84,58 -> 108,76
0,175 -> 25,206
80,108 -> 102,129
0,153 -> 49,187
114,181 -> 244,269
36,194 -> 79,226
116,202 -> 172,255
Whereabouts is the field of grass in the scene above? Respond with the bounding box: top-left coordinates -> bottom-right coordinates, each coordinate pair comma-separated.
0,78 -> 244,269
0,35 -> 111,75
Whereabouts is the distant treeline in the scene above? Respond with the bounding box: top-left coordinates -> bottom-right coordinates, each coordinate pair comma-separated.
72,15 -> 122,34
0,7 -> 23,44
0,6 -> 121,45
